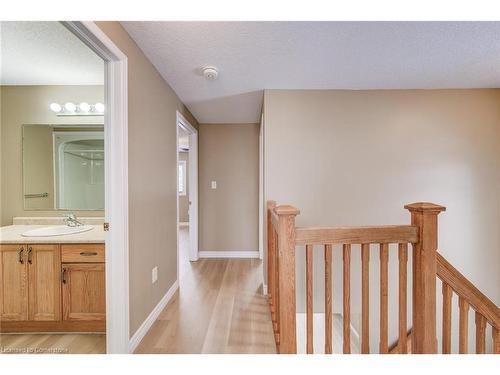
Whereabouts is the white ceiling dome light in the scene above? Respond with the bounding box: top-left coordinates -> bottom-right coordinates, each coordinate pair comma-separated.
202,66 -> 218,81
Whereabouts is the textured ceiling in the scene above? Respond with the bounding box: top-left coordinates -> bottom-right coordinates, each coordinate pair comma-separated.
122,21 -> 500,123
1,21 -> 104,85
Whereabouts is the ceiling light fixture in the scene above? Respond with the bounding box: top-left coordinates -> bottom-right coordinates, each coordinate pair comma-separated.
202,66 -> 219,81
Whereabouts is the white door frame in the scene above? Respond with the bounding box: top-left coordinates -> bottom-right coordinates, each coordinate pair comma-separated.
62,21 -> 129,354
258,114 -> 264,259
176,111 -> 199,263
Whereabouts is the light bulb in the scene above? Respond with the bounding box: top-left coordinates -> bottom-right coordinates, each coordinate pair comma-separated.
79,102 -> 91,113
94,102 -> 105,113
49,103 -> 62,113
64,102 -> 76,112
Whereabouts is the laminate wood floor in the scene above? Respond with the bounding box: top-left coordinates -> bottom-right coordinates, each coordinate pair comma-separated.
134,227 -> 276,354
0,333 -> 106,354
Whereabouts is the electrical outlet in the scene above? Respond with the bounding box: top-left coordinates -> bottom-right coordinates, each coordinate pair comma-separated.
152,266 -> 158,284
211,180 -> 217,189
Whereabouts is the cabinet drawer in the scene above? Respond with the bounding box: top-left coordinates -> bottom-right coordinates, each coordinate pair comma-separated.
61,244 -> 105,263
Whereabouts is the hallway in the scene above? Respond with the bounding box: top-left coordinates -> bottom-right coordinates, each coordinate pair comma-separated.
134,227 -> 276,353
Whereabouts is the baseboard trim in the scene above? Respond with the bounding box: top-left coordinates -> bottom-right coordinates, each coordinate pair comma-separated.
128,279 -> 179,353
198,251 -> 260,259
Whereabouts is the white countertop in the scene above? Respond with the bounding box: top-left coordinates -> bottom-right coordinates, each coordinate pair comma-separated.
0,225 -> 105,244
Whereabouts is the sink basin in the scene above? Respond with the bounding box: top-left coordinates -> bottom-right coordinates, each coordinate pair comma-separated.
21,225 -> 94,237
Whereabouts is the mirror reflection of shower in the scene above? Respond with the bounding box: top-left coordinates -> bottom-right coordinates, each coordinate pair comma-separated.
54,131 -> 104,210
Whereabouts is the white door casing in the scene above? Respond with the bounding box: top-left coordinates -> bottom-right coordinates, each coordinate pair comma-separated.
176,111 -> 199,262
62,21 -> 129,354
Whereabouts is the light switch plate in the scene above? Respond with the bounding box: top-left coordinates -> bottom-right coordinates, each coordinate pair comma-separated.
152,266 -> 158,284
211,181 -> 217,189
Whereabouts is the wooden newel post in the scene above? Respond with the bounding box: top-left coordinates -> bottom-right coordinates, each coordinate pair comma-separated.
275,205 -> 300,354
405,202 -> 446,354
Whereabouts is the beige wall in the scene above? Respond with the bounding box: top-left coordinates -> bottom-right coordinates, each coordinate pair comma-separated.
22,125 -> 55,210
199,123 -> 259,252
95,22 -> 199,337
179,151 -> 189,223
0,85 -> 104,225
263,89 -> 500,350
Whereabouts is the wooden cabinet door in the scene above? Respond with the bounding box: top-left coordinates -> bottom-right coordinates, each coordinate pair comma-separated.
62,263 -> 105,321
27,244 -> 61,321
0,244 -> 28,321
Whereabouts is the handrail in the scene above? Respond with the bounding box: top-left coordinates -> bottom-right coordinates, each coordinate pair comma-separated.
295,225 -> 418,246
437,252 -> 500,329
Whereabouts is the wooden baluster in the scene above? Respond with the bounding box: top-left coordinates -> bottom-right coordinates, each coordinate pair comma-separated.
275,205 -> 299,354
405,202 -> 445,354
324,244 -> 333,354
442,282 -> 453,354
493,327 -> 500,354
459,296 -> 469,354
274,229 -> 280,349
306,244 -> 314,354
361,243 -> 370,354
343,244 -> 351,354
267,201 -> 276,307
474,312 -> 486,354
398,243 -> 408,354
379,243 -> 389,354
267,202 -> 278,347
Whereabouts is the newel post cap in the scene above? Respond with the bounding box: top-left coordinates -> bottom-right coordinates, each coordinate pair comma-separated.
274,205 -> 300,216
404,202 -> 446,214
267,200 -> 277,208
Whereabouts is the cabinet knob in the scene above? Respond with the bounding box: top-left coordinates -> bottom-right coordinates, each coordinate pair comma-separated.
18,248 -> 24,264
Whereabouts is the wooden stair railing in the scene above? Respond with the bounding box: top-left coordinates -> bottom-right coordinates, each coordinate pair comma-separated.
436,253 -> 500,354
267,200 -> 499,354
295,224 -> 421,354
390,255 -> 500,354
267,200 -> 447,354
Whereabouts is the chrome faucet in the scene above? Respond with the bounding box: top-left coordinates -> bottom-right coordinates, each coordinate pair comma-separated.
65,213 -> 83,227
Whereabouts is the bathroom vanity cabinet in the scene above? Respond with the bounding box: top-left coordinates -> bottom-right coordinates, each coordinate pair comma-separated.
0,243 -> 105,333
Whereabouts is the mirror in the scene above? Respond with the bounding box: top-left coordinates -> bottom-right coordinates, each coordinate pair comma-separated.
23,124 -> 104,211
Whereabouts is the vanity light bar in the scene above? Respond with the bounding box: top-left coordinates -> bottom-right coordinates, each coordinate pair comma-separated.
49,102 -> 105,116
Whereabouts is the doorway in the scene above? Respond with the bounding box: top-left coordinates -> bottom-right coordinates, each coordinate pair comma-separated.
63,22 -> 129,354
176,112 -> 198,271
0,21 -> 120,354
